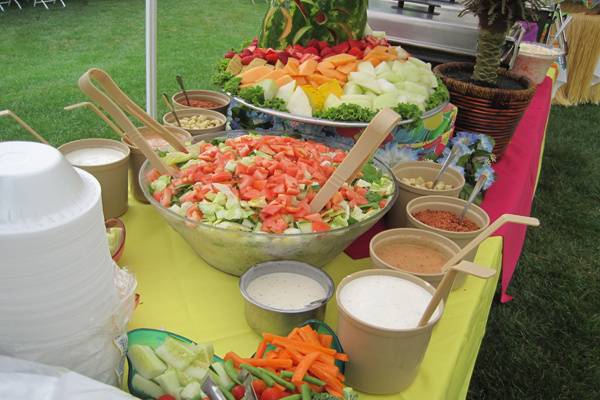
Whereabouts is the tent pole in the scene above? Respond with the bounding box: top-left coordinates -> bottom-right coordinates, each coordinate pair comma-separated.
145,0 -> 157,118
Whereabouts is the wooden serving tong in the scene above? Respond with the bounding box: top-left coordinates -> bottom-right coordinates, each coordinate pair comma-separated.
78,68 -> 187,174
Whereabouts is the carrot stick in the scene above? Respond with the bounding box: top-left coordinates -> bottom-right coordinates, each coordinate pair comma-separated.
298,325 -> 320,346
224,351 -> 246,368
287,327 -> 300,339
311,362 -> 339,377
266,350 -> 279,360
241,358 -> 293,369
256,339 -> 268,359
309,365 -> 343,392
325,388 -> 343,398
318,334 -> 333,348
334,353 -> 349,362
265,335 -> 337,356
292,352 -> 321,384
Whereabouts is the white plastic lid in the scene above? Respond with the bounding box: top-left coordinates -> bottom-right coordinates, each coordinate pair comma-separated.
0,141 -> 100,234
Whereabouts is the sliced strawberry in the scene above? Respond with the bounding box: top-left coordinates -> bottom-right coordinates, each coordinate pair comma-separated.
317,40 -> 329,50
265,52 -> 279,64
241,55 -> 254,65
254,48 -> 266,58
307,39 -> 320,49
224,51 -> 236,59
331,42 -> 349,54
240,49 -> 252,58
278,52 -> 289,64
348,47 -> 363,58
304,46 -> 319,55
320,47 -> 334,57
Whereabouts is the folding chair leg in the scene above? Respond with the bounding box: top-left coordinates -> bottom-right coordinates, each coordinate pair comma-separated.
0,4 -> 4,12
59,0 -> 65,7
14,0 -> 22,9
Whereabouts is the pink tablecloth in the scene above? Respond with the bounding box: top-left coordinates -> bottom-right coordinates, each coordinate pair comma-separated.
345,77 -> 553,303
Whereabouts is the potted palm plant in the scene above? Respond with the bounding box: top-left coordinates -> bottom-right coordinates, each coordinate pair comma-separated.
433,0 -> 544,158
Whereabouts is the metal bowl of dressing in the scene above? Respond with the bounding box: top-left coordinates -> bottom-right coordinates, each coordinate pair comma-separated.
240,261 -> 334,336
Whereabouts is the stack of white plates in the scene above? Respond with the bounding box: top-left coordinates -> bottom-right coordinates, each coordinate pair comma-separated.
0,141 -> 136,386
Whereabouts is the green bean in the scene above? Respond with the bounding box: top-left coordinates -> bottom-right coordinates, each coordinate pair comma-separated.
280,370 -> 326,387
279,395 -> 302,400
240,363 -> 275,387
261,368 -> 296,391
301,383 -> 312,400
216,383 -> 236,400
224,359 -> 242,385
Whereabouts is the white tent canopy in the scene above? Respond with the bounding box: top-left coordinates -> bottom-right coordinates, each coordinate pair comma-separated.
145,0 -> 157,118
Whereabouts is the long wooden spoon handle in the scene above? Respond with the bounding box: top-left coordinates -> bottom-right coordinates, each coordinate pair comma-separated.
309,108 -> 401,213
78,69 -> 171,174
0,110 -> 49,145
64,101 -> 124,137
443,213 -> 540,268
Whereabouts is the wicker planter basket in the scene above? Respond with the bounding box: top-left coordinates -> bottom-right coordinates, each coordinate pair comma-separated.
433,62 -> 536,158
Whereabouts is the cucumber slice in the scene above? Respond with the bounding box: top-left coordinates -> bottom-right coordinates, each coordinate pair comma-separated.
132,374 -> 165,399
181,382 -> 205,400
155,337 -> 197,370
128,344 -> 167,379
154,369 -> 182,400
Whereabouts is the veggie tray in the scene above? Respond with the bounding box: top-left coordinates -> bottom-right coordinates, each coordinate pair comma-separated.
127,322 -> 353,400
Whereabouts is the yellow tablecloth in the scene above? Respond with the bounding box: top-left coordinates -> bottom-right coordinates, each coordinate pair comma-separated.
121,198 -> 502,400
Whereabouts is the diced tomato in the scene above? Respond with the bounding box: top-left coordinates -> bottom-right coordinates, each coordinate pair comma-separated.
160,187 -> 173,207
252,179 -> 267,190
231,385 -> 245,400
146,168 -> 162,182
379,199 -> 387,208
262,215 -> 288,233
312,221 -> 331,232
304,213 -> 323,223
186,205 -> 202,221
239,174 -> 254,189
252,379 -> 267,396
261,202 -> 284,216
240,187 -> 262,200
212,171 -> 233,183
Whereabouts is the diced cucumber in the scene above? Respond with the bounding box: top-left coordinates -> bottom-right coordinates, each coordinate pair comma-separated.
132,374 -> 165,399
185,365 -> 209,382
155,337 -> 197,370
211,362 -> 234,390
128,344 -> 167,379
154,369 -> 182,400
181,381 -> 205,400
176,369 -> 198,386
296,221 -> 313,233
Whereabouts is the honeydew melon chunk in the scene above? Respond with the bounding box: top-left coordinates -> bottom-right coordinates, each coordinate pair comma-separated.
403,81 -> 429,98
181,382 -> 205,400
373,93 -> 400,110
379,71 -> 403,84
343,81 -> 363,95
362,90 -> 378,100
357,61 -> 377,76
324,93 -> 342,109
154,369 -> 182,400
287,87 -> 312,117
340,95 -> 372,109
352,77 -> 383,95
128,344 -> 167,379
375,61 -> 392,76
376,78 -> 397,93
184,364 -> 209,382
176,369 -> 197,386
348,71 -> 372,82
155,337 -> 197,370
132,374 -> 166,399
276,80 -> 296,104
258,79 -> 278,101
408,57 -> 429,69
393,62 -> 420,82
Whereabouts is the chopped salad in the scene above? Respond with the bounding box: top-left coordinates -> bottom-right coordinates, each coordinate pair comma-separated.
146,134 -> 394,234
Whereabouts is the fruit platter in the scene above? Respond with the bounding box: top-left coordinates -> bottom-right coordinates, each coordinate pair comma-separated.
214,36 -> 449,128
127,324 -> 357,400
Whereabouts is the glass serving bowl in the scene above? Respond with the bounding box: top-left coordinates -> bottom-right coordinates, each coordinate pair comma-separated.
139,130 -> 398,276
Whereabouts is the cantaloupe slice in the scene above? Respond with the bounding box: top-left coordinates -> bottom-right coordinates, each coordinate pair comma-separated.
298,59 -> 318,76
262,69 -> 287,82
337,62 -> 358,75
275,60 -> 285,70
317,60 -> 335,70
308,74 -> 334,87
293,76 -> 309,86
319,68 -> 347,82
283,58 -> 300,75
323,54 -> 357,67
238,65 -> 275,84
247,58 -> 268,69
276,75 -> 294,87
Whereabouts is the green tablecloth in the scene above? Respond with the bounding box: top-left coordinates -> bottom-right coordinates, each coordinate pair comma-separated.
122,198 -> 502,399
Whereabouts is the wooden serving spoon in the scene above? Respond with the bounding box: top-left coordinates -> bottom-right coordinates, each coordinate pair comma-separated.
308,108 -> 401,214
176,75 -> 191,106
442,214 -> 540,269
418,260 -> 496,327
0,109 -> 49,145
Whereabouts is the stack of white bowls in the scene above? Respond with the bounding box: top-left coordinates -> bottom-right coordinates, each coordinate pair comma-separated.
0,141 -> 136,386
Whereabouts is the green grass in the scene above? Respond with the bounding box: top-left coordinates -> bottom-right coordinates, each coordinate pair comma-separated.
1,1 -> 599,399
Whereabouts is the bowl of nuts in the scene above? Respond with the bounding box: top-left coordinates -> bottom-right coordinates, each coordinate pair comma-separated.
163,109 -> 226,136
386,161 -> 465,228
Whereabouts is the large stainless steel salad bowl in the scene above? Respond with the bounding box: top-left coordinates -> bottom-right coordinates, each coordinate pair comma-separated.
139,130 -> 398,276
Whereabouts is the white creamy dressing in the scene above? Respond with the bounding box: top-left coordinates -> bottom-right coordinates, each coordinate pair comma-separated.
339,275 -> 440,330
65,147 -> 124,166
246,272 -> 327,310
